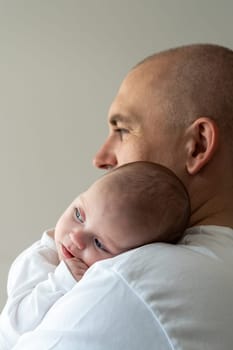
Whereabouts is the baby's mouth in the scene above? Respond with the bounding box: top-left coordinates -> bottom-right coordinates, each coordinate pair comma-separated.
61,244 -> 75,259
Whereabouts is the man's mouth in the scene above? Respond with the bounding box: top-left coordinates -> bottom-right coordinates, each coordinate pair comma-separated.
61,244 -> 75,259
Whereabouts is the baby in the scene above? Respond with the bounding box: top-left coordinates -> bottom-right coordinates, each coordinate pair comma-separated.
0,161 -> 190,349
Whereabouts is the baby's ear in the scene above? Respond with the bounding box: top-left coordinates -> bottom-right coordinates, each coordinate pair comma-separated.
185,117 -> 219,175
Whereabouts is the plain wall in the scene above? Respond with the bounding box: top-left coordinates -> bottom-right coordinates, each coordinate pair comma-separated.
0,0 -> 233,309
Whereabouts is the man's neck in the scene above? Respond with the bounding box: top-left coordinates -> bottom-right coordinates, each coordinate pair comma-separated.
190,193 -> 233,229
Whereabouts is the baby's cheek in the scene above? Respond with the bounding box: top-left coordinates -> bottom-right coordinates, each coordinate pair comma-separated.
54,227 -> 63,245
82,249 -> 103,267
86,249 -> 115,268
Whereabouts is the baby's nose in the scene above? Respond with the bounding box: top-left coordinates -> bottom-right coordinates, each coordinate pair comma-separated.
69,232 -> 86,250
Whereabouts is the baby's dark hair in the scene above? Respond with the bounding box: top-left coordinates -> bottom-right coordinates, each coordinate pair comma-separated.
105,161 -> 190,244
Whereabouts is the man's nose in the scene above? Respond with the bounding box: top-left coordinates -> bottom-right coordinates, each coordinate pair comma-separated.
93,139 -> 117,169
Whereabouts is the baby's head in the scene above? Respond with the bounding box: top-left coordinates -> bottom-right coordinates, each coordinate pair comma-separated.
55,161 -> 190,267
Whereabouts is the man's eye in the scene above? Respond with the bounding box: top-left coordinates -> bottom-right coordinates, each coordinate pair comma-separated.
115,128 -> 129,140
75,208 -> 84,223
94,238 -> 108,252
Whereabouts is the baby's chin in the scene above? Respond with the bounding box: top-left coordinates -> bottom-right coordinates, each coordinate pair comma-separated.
55,243 -> 64,262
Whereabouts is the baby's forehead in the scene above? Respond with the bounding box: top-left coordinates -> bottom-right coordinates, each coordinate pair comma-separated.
91,172 -> 119,192
71,194 -> 82,205
88,174 -> 131,208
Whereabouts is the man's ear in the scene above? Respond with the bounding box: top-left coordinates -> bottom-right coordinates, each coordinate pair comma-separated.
185,117 -> 219,175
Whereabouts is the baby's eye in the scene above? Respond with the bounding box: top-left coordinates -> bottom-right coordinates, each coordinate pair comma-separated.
75,208 -> 84,223
94,238 -> 107,252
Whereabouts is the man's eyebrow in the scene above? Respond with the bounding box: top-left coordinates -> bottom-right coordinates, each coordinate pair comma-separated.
109,114 -> 134,126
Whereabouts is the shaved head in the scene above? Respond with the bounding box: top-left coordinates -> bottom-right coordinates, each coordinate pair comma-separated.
94,43 -> 233,228
134,44 -> 233,149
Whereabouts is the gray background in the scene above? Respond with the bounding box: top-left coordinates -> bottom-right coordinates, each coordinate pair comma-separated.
0,0 -> 232,308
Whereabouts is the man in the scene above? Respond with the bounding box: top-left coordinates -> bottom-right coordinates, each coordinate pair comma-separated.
13,44 -> 233,349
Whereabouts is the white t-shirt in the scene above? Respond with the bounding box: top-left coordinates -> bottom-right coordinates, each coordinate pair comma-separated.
0,230 -> 76,349
10,225 -> 233,350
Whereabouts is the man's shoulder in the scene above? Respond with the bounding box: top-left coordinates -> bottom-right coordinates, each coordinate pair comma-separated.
106,225 -> 233,277
87,225 -> 233,349
94,224 -> 233,312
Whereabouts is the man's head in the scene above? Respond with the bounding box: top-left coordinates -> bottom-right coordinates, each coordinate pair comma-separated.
93,44 -> 233,227
55,161 -> 190,267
